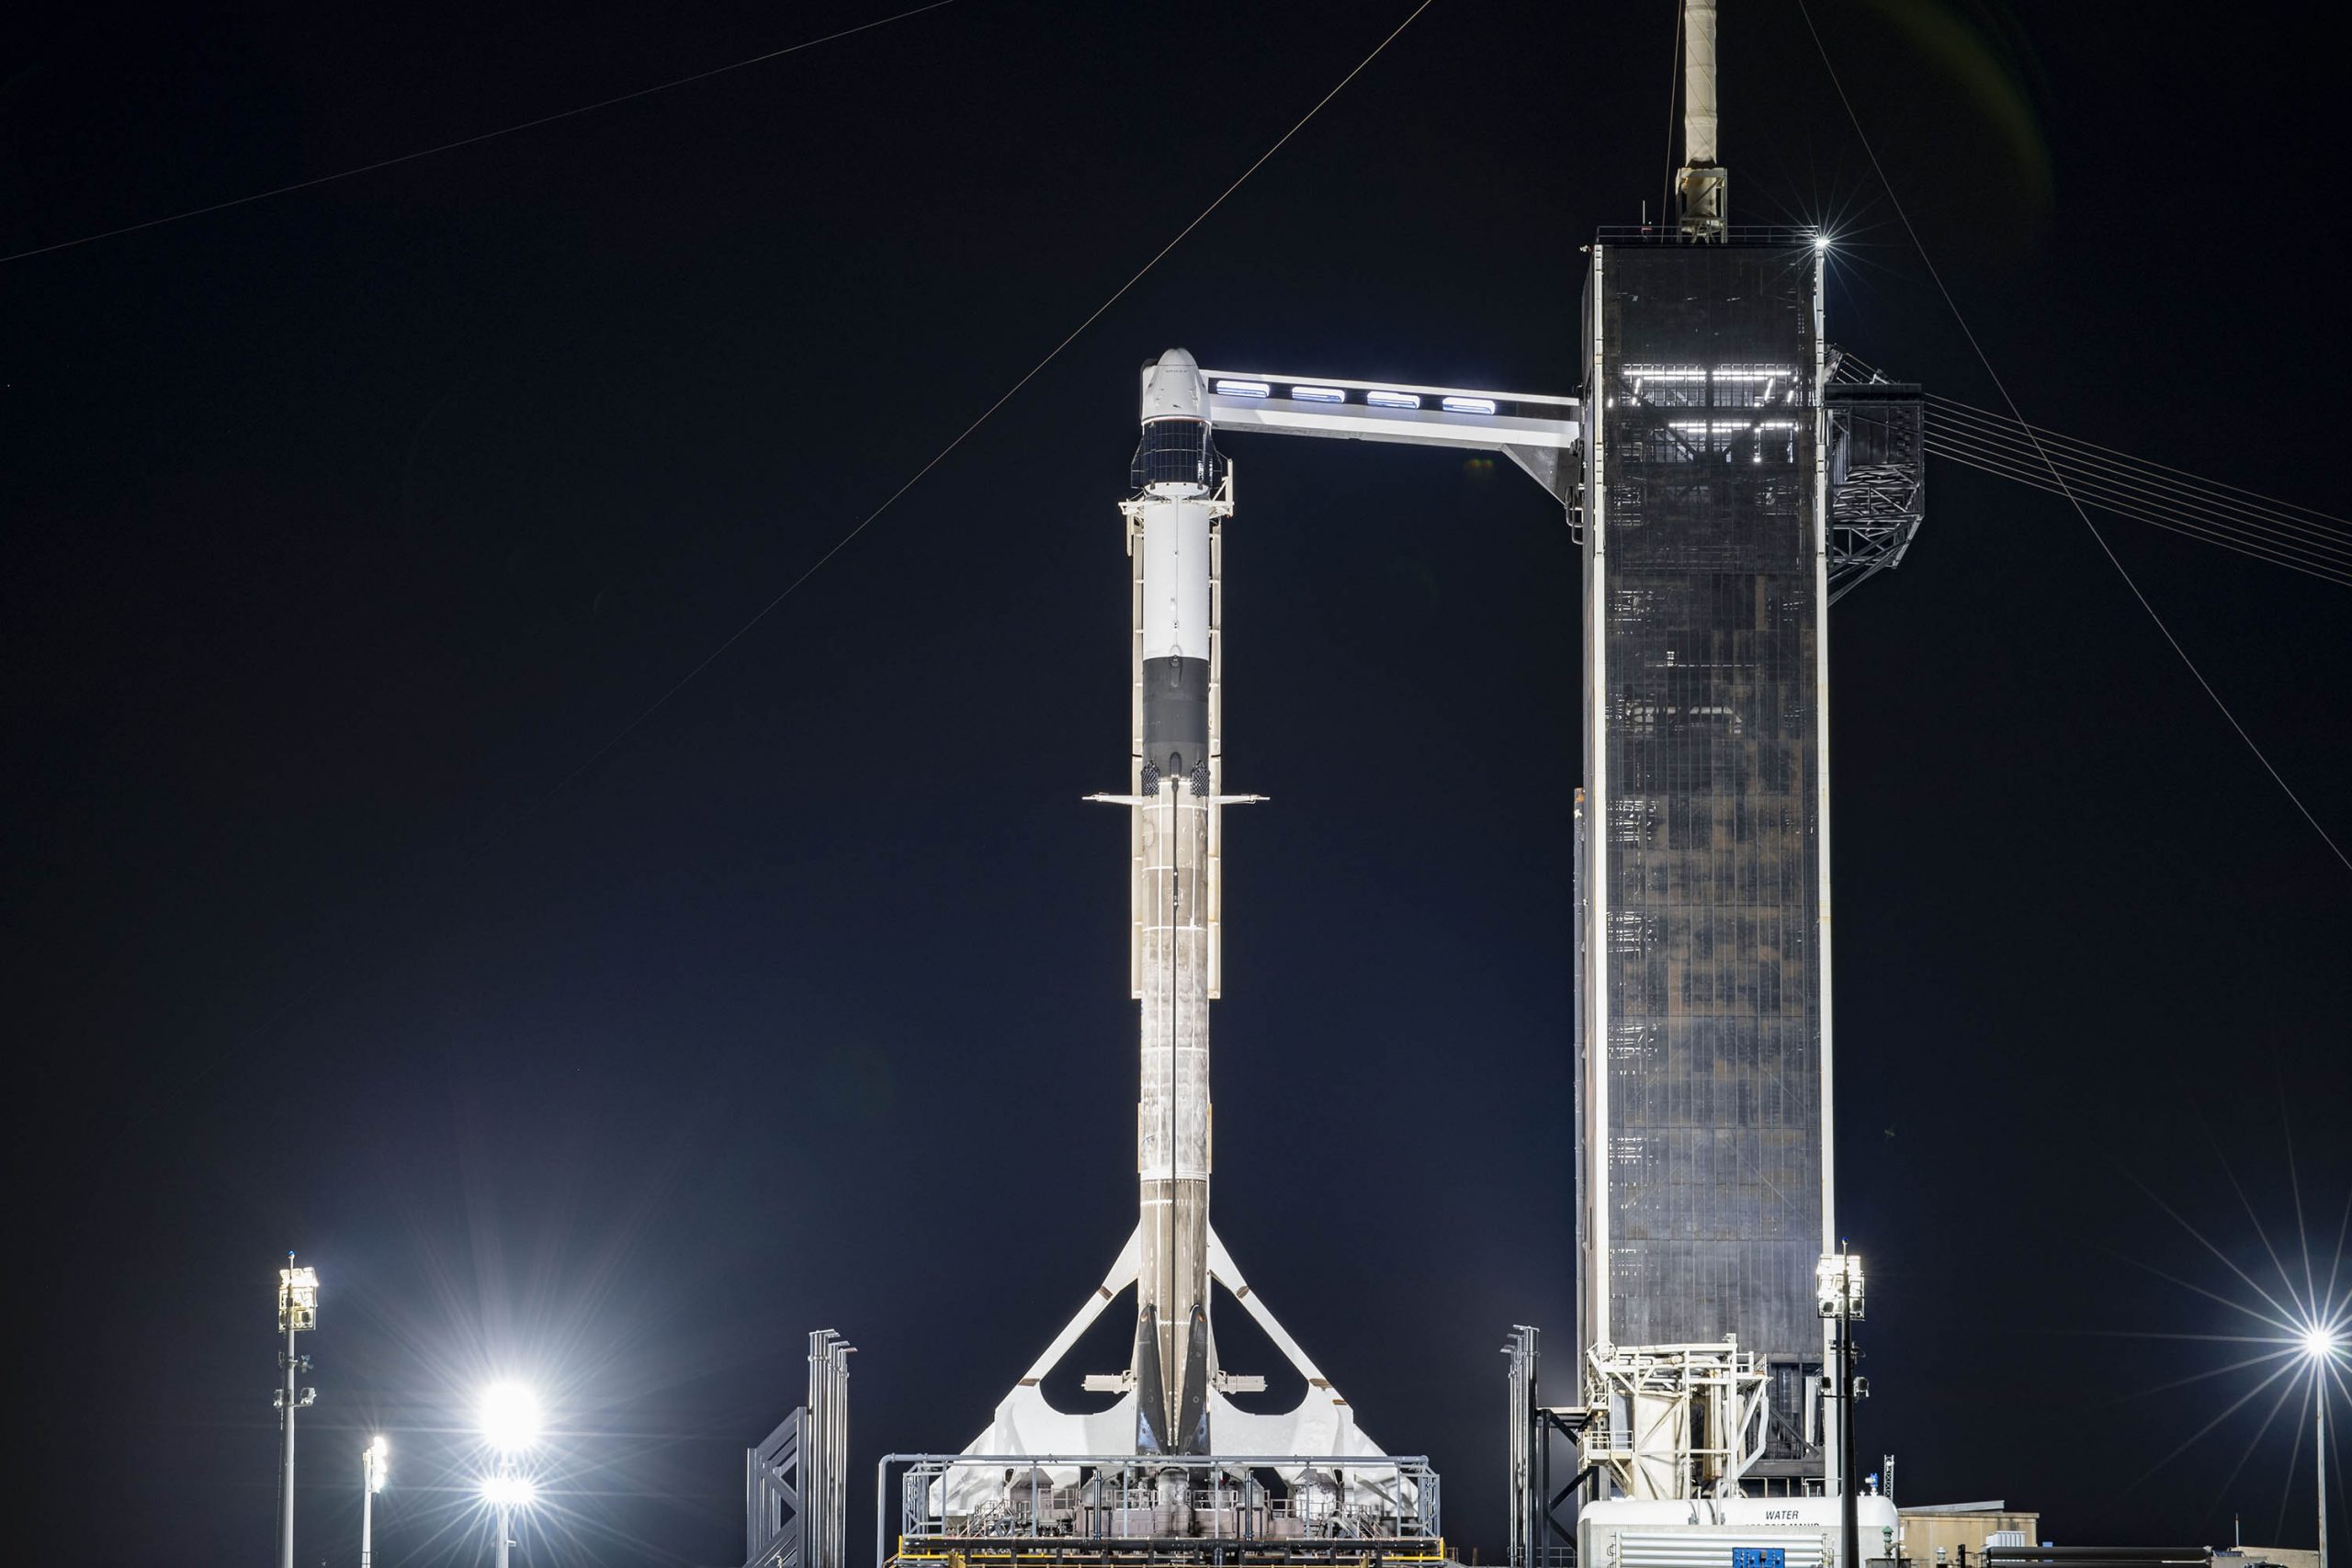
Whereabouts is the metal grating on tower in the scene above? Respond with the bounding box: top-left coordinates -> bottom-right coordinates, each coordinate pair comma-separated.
1825,379 -> 1927,603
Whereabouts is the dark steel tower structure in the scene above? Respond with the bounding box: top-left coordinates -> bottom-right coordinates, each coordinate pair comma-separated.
1567,0 -> 1924,1495
1574,232 -> 1835,1489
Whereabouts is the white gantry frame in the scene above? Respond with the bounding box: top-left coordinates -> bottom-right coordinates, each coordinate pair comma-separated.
1579,1340 -> 1770,1502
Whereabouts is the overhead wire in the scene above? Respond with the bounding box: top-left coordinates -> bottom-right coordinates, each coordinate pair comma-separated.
1917,447 -> 2352,588
1918,427 -> 2335,542
1916,458 -> 2352,571
530,0 -> 1438,807
1795,0 -> 2350,873
1839,356 -> 2352,566
1835,354 -> 2352,573
1923,405 -> 2352,551
0,0 -> 958,266
1661,3 -> 1685,230
1927,406 -> 2351,538
1851,434 -> 2352,584
111,0 -> 1442,1099
1924,445 -> 2347,563
1927,384 -> 2352,532
1916,433 -> 2352,582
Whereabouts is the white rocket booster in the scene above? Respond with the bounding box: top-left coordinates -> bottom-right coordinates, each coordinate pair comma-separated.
1123,347 -> 1225,1455
944,347 -> 1519,1495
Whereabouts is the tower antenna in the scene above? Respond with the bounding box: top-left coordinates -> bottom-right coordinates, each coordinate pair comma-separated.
1678,0 -> 1728,239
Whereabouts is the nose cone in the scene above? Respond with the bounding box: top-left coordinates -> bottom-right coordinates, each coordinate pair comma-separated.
1140,347 -> 1207,423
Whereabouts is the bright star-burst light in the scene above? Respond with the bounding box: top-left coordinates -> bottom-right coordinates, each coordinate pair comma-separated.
480,1473 -> 537,1508
2103,1138 -> 2350,1540
481,1382 -> 542,1452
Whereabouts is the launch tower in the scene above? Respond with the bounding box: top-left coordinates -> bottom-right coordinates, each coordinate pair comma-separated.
1574,229 -> 1834,1490
1571,0 -> 1923,1498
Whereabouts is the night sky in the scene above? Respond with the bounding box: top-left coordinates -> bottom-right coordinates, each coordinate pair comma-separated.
9,3 -> 2350,1564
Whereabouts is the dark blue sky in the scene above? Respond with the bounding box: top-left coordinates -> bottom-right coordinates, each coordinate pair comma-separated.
6,3 -> 2348,1564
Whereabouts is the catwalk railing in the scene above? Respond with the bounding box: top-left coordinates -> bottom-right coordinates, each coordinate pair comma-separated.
1592,225 -> 1826,247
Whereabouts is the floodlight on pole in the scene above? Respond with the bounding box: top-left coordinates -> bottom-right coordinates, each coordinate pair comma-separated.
1815,1251 -> 1864,1321
481,1382 -> 544,1568
481,1382 -> 542,1453
2301,1326 -> 2338,1568
482,1470 -> 537,1568
1819,1247 -> 1865,1568
273,1254 -> 320,1568
481,1473 -> 537,1507
360,1437 -> 388,1568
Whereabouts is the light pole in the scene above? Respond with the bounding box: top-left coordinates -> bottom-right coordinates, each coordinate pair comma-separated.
273,1255 -> 319,1568
2306,1328 -> 2340,1568
481,1382 -> 542,1568
1818,1249 -> 1866,1568
361,1436 -> 388,1568
481,1474 -> 537,1568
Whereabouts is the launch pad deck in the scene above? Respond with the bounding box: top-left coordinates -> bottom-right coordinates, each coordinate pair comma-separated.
885,1452 -> 1445,1568
892,1545 -> 1453,1567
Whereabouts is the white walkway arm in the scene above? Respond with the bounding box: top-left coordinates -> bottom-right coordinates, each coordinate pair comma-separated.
1199,369 -> 1579,502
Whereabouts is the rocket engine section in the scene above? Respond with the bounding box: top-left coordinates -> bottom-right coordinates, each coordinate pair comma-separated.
1125,347 -> 1227,1455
